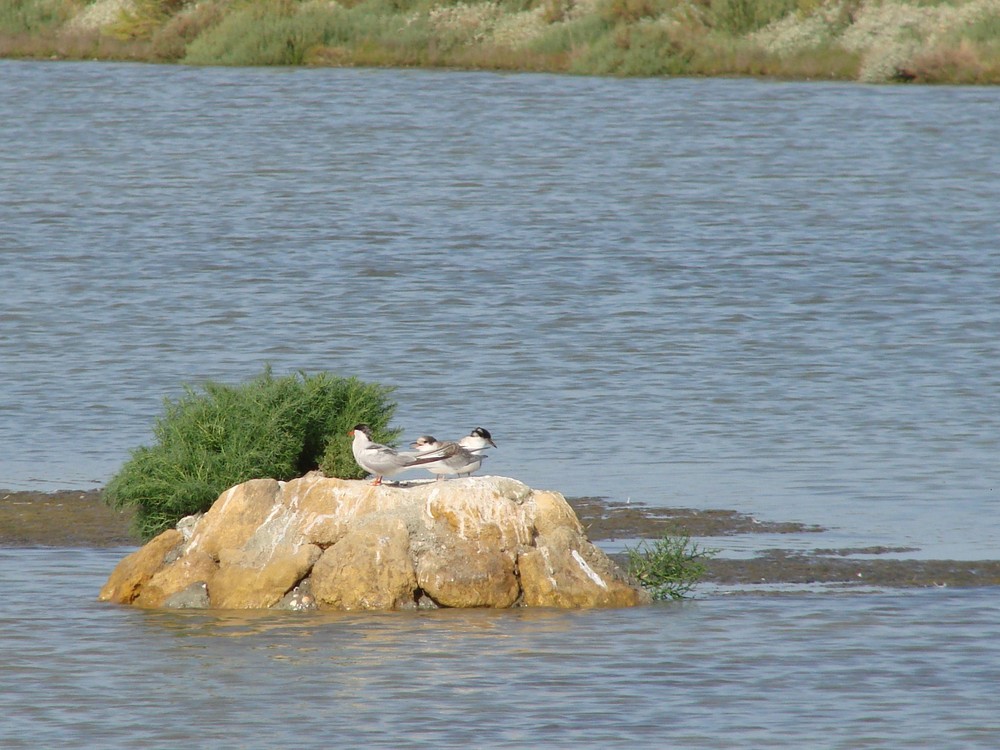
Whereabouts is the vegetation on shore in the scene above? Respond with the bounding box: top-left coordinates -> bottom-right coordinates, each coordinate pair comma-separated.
1,0 -> 999,83
103,367 -> 400,540
626,530 -> 717,600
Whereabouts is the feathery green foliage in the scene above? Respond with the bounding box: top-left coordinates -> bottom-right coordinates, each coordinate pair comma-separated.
104,367 -> 400,541
626,530 -> 716,600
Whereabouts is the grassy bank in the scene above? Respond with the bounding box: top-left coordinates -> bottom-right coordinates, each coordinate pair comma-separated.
2,0 -> 999,82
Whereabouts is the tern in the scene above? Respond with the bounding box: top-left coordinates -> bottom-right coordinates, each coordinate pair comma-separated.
410,435 -> 488,480
349,423 -> 444,486
458,427 -> 497,453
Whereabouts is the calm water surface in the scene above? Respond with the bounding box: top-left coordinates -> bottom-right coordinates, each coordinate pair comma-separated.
1,61 -> 999,747
2,548 -> 999,749
2,61 -> 997,558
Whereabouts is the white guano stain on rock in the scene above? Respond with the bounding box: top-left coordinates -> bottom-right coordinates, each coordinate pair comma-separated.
218,485 -> 238,515
572,549 -> 608,590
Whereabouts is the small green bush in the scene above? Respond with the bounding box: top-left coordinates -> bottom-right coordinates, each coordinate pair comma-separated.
626,530 -> 716,600
104,367 -> 400,540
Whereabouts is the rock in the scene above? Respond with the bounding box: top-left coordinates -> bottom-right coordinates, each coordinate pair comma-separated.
311,516 -> 417,610
98,528 -> 183,604
175,512 -> 203,542
518,526 -> 649,608
186,478 -> 282,560
99,474 -> 650,610
415,529 -> 520,608
134,547 -> 218,608
212,542 -> 322,609
274,580 -> 318,611
163,582 -> 211,609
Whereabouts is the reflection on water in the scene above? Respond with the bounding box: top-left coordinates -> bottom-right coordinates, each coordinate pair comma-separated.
136,603 -> 581,642
2,549 -> 999,748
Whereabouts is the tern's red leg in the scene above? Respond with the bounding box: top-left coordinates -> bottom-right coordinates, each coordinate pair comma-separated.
372,476 -> 383,486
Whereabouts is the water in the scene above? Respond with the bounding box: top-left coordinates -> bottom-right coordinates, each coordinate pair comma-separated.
3,61 -> 998,558
1,548 -> 998,749
2,61 -> 999,747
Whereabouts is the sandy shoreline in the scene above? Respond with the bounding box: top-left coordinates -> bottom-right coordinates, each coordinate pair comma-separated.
3,489 -> 999,590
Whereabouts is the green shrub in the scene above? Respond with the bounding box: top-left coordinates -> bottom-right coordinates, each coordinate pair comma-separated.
0,0 -> 74,34
527,12 -> 610,58
104,367 -> 400,540
107,0 -> 191,41
601,0 -> 674,24
6,0 -> 1000,83
574,17 -> 693,76
625,530 -> 716,600
184,0 -> 350,65
962,11 -> 1000,46
618,22 -> 694,75
708,0 -> 797,35
149,0 -> 227,61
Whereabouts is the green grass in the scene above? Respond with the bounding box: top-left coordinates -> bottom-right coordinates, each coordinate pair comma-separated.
104,367 -> 400,541
625,530 -> 717,600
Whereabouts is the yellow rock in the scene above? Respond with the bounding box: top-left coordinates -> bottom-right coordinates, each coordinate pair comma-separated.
133,548 -> 218,608
211,543 -> 322,609
424,476 -> 534,550
279,473 -> 407,547
311,516 -> 416,610
415,526 -> 520,608
185,478 -> 282,560
98,528 -> 183,604
530,490 -> 585,536
519,526 -> 652,608
99,474 -> 649,610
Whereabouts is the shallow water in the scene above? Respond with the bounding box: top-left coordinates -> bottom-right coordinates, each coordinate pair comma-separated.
2,548 -> 998,749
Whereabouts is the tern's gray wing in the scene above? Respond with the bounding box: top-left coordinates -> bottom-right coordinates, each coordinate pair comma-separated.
440,444 -> 486,475
410,441 -> 459,460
